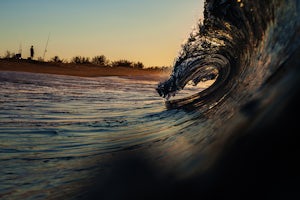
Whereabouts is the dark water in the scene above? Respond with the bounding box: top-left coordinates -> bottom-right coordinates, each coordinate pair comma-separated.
1,0 -> 300,199
0,72 -> 213,199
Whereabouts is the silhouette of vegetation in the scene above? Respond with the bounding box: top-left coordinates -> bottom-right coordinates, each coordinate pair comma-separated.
50,56 -> 64,63
91,55 -> 109,66
1,50 -> 173,71
111,60 -> 145,69
111,59 -> 133,67
132,62 -> 144,69
71,56 -> 91,64
4,51 -> 15,59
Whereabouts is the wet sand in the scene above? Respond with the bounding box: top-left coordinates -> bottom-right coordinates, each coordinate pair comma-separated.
0,59 -> 170,81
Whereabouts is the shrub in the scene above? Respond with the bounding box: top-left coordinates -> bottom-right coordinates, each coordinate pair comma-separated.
91,55 -> 109,66
111,59 -> 133,67
50,56 -> 63,63
132,62 -> 144,69
71,56 -> 90,64
4,51 -> 13,59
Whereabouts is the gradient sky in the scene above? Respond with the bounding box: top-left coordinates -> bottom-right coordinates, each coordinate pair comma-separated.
0,0 -> 204,67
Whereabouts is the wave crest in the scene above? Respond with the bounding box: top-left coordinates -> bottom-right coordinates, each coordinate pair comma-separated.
156,0 -> 298,110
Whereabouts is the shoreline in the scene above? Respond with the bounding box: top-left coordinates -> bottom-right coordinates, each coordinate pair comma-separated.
0,59 -> 170,82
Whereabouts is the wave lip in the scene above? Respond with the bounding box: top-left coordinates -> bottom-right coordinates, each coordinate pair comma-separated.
156,0 -> 290,109
156,1 -> 242,98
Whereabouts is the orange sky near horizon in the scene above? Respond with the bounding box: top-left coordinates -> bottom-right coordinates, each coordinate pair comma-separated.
0,0 -> 204,67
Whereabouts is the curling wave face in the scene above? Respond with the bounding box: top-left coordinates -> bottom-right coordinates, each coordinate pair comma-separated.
157,0 -> 300,110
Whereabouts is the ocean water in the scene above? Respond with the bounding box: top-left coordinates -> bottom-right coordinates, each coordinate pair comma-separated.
1,0 -> 300,199
0,71 -> 215,199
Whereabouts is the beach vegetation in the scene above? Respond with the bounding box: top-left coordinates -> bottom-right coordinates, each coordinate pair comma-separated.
50,56 -> 64,63
110,60 -> 144,69
1,51 -> 171,70
111,59 -> 133,67
132,62 -> 144,69
4,50 -> 15,59
71,56 -> 91,64
91,55 -> 109,66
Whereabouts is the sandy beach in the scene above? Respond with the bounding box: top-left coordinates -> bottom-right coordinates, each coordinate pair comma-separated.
0,59 -> 170,81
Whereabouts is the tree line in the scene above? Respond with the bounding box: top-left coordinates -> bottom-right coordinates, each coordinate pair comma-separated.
1,50 -> 171,70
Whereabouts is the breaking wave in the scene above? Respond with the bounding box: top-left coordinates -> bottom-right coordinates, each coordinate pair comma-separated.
157,0 -> 300,111
1,0 -> 300,199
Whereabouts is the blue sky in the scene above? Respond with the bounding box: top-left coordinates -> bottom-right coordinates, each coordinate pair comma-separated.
0,0 -> 204,67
